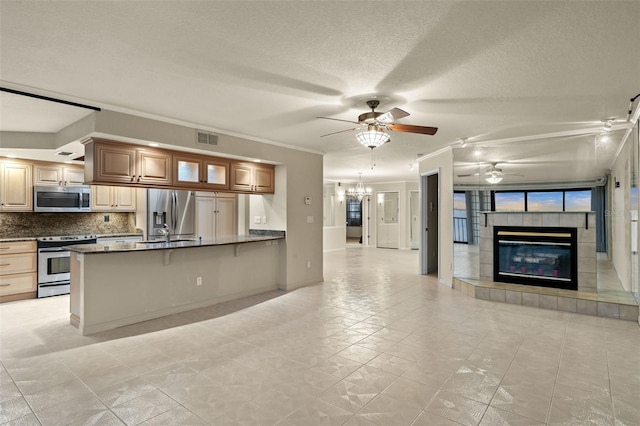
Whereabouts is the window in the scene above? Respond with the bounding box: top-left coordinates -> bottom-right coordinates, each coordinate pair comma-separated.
346,199 -> 362,226
528,192 -> 563,211
495,192 -> 525,211
565,190 -> 592,211
492,189 -> 592,212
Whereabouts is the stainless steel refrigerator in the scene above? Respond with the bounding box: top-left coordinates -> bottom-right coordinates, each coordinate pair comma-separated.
147,189 -> 196,240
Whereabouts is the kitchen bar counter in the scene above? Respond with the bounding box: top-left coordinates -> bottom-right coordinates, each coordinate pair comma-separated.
65,234 -> 284,254
69,233 -> 285,335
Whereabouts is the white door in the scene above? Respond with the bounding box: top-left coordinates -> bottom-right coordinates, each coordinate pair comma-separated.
377,192 -> 399,249
195,197 -> 215,240
216,196 -> 237,238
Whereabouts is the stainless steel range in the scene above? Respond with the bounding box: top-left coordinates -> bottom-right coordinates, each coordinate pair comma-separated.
37,235 -> 97,298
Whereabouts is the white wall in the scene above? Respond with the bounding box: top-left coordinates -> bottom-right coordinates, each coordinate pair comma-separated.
323,182 -> 346,252
248,165 -> 287,231
418,147 -> 454,286
365,181 -> 416,249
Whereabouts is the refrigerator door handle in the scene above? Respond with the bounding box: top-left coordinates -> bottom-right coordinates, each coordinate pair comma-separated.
172,191 -> 177,232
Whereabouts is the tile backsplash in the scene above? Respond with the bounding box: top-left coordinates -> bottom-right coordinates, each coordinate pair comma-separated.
0,212 -> 138,238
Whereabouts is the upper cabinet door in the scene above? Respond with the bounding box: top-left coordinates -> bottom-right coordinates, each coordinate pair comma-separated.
0,162 -> 32,211
253,166 -> 275,193
202,159 -> 229,191
34,165 -> 64,186
229,162 -> 254,192
63,167 -> 85,186
34,165 -> 85,186
230,162 -> 275,193
137,150 -> 172,185
94,143 -> 137,184
173,154 -> 202,187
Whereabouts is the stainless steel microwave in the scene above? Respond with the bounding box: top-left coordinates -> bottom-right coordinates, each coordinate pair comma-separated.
33,186 -> 91,212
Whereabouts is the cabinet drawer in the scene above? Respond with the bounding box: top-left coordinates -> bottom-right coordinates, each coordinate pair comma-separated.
0,272 -> 36,296
0,240 -> 36,255
0,253 -> 37,275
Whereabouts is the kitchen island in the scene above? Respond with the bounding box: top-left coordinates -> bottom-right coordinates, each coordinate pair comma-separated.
67,233 -> 285,335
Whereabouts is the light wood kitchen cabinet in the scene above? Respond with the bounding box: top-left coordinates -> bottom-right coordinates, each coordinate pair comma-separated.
34,164 -> 85,186
195,193 -> 237,240
0,161 -> 33,211
0,240 -> 37,302
84,140 -> 172,186
173,154 -> 230,190
230,162 -> 275,193
91,185 -> 137,211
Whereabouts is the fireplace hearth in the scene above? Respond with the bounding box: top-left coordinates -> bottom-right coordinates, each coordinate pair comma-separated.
494,226 -> 578,290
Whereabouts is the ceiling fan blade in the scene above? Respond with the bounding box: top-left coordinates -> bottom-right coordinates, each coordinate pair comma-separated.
317,116 -> 361,125
387,123 -> 438,135
457,173 -> 480,177
376,107 -> 410,124
320,127 -> 360,138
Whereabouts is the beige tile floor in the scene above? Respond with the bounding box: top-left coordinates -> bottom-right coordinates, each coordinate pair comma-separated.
1,246 -> 639,425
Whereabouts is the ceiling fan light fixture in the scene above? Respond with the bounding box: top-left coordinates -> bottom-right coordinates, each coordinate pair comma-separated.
355,126 -> 389,149
485,173 -> 503,184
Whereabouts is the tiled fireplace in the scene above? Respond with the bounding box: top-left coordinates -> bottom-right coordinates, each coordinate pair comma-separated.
494,226 -> 577,290
479,212 -> 596,292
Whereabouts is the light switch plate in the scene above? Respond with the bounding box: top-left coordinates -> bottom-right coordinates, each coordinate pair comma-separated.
306,215 -> 314,223
254,215 -> 261,224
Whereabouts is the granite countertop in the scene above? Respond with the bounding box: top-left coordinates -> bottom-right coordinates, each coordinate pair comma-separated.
65,234 -> 285,254
95,233 -> 144,238
0,237 -> 37,242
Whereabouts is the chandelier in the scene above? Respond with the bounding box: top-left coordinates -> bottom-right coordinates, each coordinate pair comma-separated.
347,173 -> 372,201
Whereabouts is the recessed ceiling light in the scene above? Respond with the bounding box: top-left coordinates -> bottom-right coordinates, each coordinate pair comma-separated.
64,161 -> 73,164
6,154 -> 17,158
149,143 -> 159,147
254,159 -> 262,163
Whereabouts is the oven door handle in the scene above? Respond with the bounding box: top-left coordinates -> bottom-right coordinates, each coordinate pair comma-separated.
38,248 -> 68,253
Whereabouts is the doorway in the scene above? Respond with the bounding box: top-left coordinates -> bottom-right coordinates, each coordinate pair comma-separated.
420,172 -> 439,274
377,192 -> 399,249
346,198 -> 363,244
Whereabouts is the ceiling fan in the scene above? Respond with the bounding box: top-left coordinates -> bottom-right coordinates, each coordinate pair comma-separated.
458,162 -> 523,184
318,100 -> 438,148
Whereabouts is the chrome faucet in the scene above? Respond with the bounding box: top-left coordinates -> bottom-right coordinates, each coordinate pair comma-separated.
158,224 -> 171,243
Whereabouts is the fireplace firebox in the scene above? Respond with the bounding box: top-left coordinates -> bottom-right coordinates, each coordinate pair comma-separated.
493,226 -> 578,290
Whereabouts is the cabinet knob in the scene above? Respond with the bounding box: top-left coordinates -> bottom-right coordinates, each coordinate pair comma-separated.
131,176 -> 135,181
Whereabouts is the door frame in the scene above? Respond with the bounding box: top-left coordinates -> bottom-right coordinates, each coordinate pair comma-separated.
420,169 -> 440,275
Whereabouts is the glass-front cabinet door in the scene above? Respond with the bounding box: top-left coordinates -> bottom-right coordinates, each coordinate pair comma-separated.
173,155 -> 229,190
203,159 -> 229,191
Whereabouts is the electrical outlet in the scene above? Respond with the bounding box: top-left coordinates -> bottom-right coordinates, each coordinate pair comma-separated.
103,215 -> 110,222
254,215 -> 261,224
196,276 -> 202,286
266,241 -> 272,246
262,216 -> 267,224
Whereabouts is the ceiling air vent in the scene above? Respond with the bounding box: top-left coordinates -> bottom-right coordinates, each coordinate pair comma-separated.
56,151 -> 75,156
196,130 -> 218,146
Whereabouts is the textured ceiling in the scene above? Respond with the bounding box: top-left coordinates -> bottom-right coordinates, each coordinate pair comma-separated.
1,1 -> 639,185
